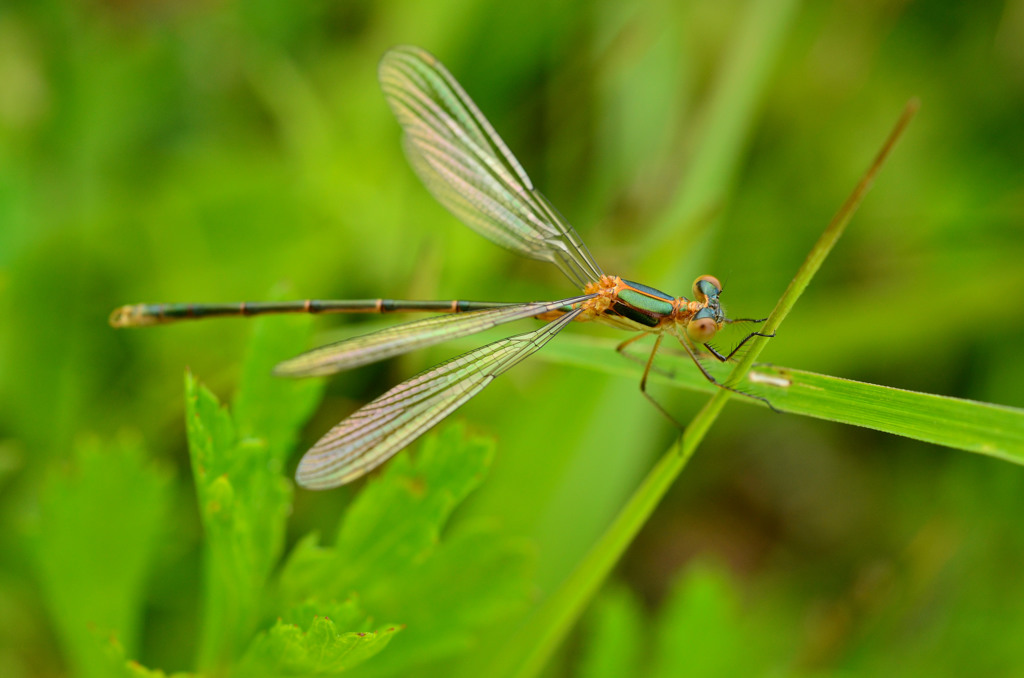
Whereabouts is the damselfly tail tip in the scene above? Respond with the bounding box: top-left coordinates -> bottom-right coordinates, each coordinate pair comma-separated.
109,304 -> 156,328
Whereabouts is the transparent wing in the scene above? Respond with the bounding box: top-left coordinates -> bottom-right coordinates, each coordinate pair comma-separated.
379,45 -> 604,288
295,308 -> 585,489
274,293 -> 594,377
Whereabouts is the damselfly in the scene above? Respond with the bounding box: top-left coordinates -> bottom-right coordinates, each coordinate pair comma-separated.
111,45 -> 773,489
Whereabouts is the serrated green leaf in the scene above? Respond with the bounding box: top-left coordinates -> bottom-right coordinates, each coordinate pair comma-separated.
238,616 -> 400,676
185,371 -> 238,484
281,425 -> 496,602
185,313 -> 323,670
186,372 -> 273,668
31,435 -> 171,678
279,597 -> 371,632
279,425 -> 533,676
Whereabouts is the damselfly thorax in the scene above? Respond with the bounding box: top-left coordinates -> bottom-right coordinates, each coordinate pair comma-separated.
542,274 -> 730,344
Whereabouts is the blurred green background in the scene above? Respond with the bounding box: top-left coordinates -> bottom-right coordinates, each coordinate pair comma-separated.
2,0 -> 1024,675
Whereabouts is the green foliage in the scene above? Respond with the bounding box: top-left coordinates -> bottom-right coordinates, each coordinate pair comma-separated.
30,316 -> 530,676
4,2 -> 1024,677
579,529 -> 1024,677
278,426 -> 534,676
578,564 -> 789,678
576,586 -> 643,678
494,84 -> 1013,678
184,313 -> 323,670
238,616 -> 399,676
648,566 -> 764,678
30,435 -> 171,678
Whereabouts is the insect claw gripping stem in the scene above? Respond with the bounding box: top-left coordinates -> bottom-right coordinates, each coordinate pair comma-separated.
705,331 -> 776,363
673,334 -> 781,413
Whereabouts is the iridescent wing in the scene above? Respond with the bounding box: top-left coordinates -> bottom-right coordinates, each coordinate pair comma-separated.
379,45 -> 604,289
275,293 -> 593,377
296,308 -> 585,488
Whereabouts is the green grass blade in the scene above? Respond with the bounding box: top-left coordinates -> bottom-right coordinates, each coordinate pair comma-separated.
745,365 -> 1024,462
725,98 -> 920,382
501,397 -> 721,678
500,101 -> 919,678
540,334 -> 1024,463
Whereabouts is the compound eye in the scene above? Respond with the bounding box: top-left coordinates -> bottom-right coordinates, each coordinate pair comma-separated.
692,275 -> 722,303
686,316 -> 719,343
